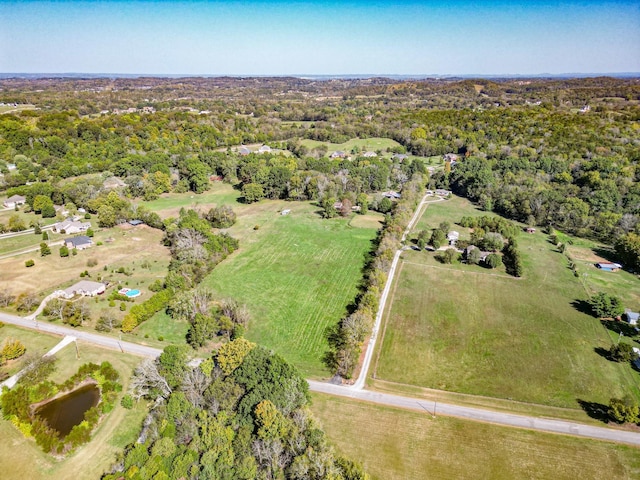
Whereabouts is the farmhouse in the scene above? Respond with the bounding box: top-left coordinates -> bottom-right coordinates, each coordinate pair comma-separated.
447,231 -> 459,246
464,245 -> 490,262
595,262 -> 622,272
65,235 -> 93,250
392,153 -> 409,161
625,310 -> 639,326
435,189 -> 451,197
330,151 -> 346,159
382,191 -> 402,199
3,194 -> 26,208
238,146 -> 251,156
443,153 -> 459,162
258,145 -> 271,153
61,280 -> 106,299
54,219 -> 91,234
362,151 -> 377,157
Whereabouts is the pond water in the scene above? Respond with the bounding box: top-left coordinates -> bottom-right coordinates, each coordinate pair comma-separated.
35,383 -> 100,437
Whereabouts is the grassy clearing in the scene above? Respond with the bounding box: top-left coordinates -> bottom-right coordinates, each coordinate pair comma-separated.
139,183 -> 241,218
203,202 -> 379,377
310,393 -> 640,480
375,197 -> 640,408
0,324 -> 61,377
300,137 -> 402,154
0,339 -> 146,480
135,309 -> 189,345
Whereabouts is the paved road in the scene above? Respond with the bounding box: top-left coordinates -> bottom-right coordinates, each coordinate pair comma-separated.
2,311 -> 640,447
308,381 -> 640,447
0,311 -> 162,358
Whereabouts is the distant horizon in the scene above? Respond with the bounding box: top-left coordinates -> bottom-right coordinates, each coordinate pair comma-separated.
1,72 -> 639,81
1,1 -> 638,76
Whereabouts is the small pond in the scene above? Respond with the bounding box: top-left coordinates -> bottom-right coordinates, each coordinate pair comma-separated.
34,383 -> 100,437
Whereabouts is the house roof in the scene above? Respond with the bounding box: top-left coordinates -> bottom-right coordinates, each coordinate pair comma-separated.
596,262 -> 622,269
447,231 -> 460,240
57,219 -> 90,230
128,219 -> 143,226
6,194 -> 26,202
66,235 -> 92,247
626,310 -> 640,320
64,280 -> 105,296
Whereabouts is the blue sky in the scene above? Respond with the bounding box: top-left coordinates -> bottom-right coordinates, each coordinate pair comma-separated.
0,1 -> 638,75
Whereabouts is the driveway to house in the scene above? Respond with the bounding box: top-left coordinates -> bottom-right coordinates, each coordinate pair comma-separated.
0,240 -> 64,260
1,310 -> 640,446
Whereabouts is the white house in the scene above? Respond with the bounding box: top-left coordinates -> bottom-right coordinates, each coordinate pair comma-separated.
258,145 -> 272,153
625,310 -> 639,326
54,219 -> 91,234
447,231 -> 460,246
3,195 -> 26,209
61,280 -> 106,299
362,151 -> 377,157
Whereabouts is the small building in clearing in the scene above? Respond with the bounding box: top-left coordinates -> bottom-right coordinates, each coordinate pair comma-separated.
61,280 -> 106,299
625,310 -> 639,326
595,262 -> 622,272
447,231 -> 460,246
3,195 -> 26,209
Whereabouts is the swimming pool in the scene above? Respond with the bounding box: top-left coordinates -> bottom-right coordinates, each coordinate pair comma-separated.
125,289 -> 141,298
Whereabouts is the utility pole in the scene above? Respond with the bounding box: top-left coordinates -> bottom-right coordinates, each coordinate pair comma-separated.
75,339 -> 79,359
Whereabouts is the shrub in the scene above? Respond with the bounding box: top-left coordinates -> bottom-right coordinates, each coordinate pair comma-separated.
59,245 -> 69,257
1,338 -> 26,361
87,258 -> 98,267
25,259 -> 35,267
121,394 -> 134,409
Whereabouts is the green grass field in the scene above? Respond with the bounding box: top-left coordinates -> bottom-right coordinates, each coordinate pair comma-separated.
202,202 -> 379,377
375,197 -> 640,408
311,393 -> 640,480
0,334 -> 146,480
300,137 -> 402,155
0,325 -> 61,377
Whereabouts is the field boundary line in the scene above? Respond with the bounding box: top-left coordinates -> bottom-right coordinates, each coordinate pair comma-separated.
402,260 -> 521,280
372,259 -> 405,380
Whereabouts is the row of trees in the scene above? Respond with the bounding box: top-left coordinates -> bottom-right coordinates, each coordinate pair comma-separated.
324,174 -> 425,378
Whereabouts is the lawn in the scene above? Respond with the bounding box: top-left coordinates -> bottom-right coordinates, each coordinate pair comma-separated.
310,393 -> 640,480
300,137 -> 402,155
139,183 -> 241,219
0,324 -> 61,377
0,224 -> 170,300
0,338 -> 146,480
202,202 -> 380,377
374,196 -> 640,408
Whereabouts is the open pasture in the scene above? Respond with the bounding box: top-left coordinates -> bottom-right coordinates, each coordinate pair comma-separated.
203,202 -> 380,376
300,137 -> 402,154
375,197 -> 640,408
311,393 -> 640,480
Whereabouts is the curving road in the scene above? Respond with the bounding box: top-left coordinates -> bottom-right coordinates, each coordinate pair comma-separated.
2,295 -> 640,447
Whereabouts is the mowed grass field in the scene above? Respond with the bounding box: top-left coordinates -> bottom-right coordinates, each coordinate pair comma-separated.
375,196 -> 640,408
141,184 -> 382,364
0,331 -> 146,480
300,137 -> 402,154
198,201 -> 379,377
311,393 -> 640,480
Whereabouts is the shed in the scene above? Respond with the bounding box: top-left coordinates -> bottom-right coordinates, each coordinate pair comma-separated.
625,310 -> 639,326
128,219 -> 143,226
595,262 -> 622,272
281,209 -> 291,216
